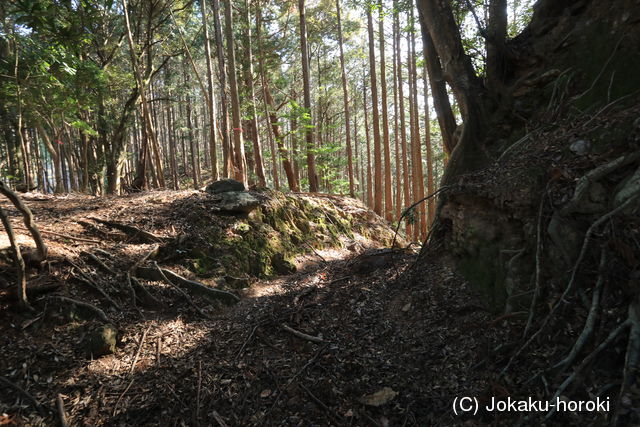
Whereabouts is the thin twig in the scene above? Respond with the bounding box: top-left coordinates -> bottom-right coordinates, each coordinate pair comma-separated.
112,378 -> 135,417
13,226 -> 100,244
266,344 -> 329,417
56,394 -> 69,427
130,325 -> 151,374
234,324 -> 260,360
524,194 -> 546,337
282,323 -> 326,343
0,376 -> 47,415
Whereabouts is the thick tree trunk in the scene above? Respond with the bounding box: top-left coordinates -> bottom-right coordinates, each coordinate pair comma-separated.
421,29 -> 457,155
487,0 -> 508,93
417,0 -> 488,184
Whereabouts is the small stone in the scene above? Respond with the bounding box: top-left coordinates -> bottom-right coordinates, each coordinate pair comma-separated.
569,139 -> 591,156
85,324 -> 118,357
205,179 -> 246,194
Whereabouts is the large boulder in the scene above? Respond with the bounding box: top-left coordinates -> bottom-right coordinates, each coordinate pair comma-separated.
216,191 -> 260,214
205,179 -> 246,194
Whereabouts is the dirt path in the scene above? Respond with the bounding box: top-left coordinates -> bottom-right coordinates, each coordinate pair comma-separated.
0,192 -> 506,426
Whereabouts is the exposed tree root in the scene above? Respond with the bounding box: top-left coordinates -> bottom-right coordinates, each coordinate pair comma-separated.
0,206 -> 30,310
503,195 -> 638,375
0,181 -> 47,262
56,394 -> 69,427
552,250 -> 607,372
66,259 -> 121,310
45,295 -> 109,322
82,251 -> 117,275
145,262 -> 212,319
135,265 -> 240,305
88,217 -> 168,243
524,193 -> 546,337
129,275 -> 163,309
544,319 -> 631,421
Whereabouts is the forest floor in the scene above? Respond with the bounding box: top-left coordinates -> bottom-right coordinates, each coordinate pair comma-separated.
0,191 -> 510,426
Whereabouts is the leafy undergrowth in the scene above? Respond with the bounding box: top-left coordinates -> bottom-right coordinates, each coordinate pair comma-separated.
0,189 -> 511,426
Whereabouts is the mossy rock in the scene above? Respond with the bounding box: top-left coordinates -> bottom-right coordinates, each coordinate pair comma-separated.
271,253 -> 297,275
85,324 -> 118,358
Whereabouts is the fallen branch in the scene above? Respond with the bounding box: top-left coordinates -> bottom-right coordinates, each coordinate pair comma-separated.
89,217 -> 167,243
282,323 -> 326,343
135,265 -> 239,305
0,376 -> 47,416
46,295 -> 109,322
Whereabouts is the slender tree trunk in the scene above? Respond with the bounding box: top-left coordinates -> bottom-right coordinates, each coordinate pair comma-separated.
167,105 -> 179,189
379,1 -> 393,221
392,3 -> 402,220
244,0 -> 266,187
408,12 -> 426,240
122,0 -> 164,190
366,7 -> 383,215
183,61 -> 200,188
423,53 -> 435,227
298,0 -> 318,192
256,4 -> 280,190
336,0 -> 354,198
264,84 -> 299,191
200,0 -> 219,181
212,0 -> 233,177
363,74 -> 373,208
223,0 -> 247,185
